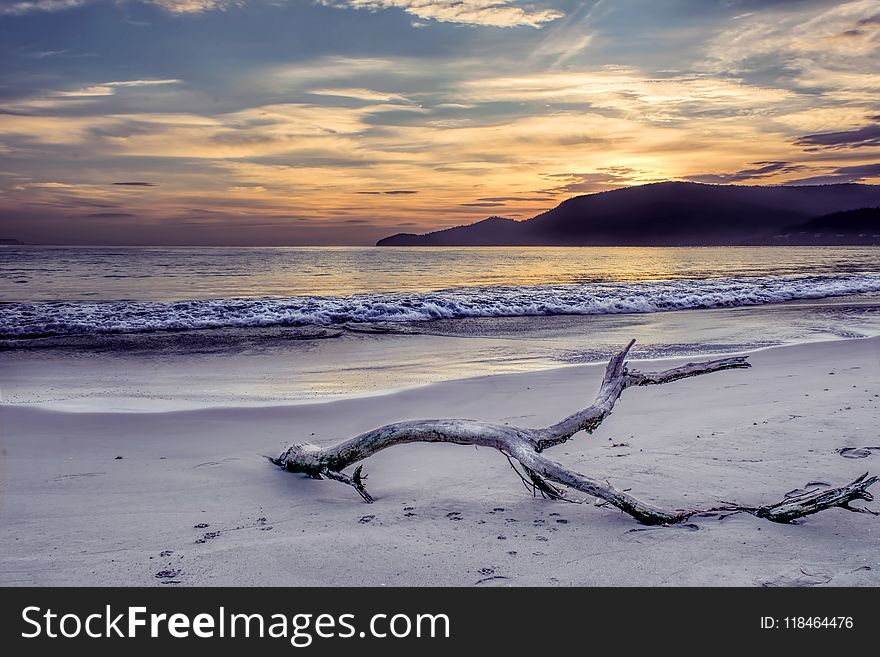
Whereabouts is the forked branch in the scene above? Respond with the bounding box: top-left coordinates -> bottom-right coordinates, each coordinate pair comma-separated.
272,340 -> 877,525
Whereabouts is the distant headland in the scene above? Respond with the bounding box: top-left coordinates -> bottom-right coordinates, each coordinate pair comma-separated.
377,182 -> 880,246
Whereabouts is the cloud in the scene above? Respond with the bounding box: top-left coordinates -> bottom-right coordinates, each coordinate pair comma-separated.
84,212 -> 137,218
0,1 -> 244,15
543,172 -> 621,194
456,68 -> 794,123
25,49 -> 69,58
782,175 -> 853,186
783,162 -> 880,185
3,1 -> 877,245
112,181 -> 158,186
701,0 -> 880,96
686,161 -> 805,184
794,123 -> 880,150
541,167 -> 655,194
308,88 -> 413,104
320,1 -> 563,28
228,184 -> 267,193
0,0 -> 88,15
21,181 -> 77,188
477,196 -> 553,201
356,189 -> 419,195
834,162 -> 880,177
143,0 -> 241,13
53,79 -> 181,98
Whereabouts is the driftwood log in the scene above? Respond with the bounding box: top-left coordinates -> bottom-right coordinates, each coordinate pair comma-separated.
272,339 -> 877,525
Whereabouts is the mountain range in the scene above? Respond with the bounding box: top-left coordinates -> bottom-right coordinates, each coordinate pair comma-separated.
376,182 -> 880,246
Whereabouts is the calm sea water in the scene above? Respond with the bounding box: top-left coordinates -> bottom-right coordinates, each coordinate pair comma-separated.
3,245 -> 879,302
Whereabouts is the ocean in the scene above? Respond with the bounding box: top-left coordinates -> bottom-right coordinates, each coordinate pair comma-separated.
3,245 -> 880,337
2,245 -> 879,410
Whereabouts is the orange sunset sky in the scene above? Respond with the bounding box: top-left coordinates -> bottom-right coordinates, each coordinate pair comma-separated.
0,0 -> 878,244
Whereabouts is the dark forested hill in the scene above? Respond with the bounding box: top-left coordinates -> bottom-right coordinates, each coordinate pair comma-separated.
377,182 -> 880,246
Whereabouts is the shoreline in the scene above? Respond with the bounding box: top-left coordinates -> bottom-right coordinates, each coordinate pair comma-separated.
3,294 -> 880,412
2,336 -> 878,586
2,331 -> 877,415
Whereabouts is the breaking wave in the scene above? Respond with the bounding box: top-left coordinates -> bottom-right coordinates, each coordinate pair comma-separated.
3,274 -> 880,338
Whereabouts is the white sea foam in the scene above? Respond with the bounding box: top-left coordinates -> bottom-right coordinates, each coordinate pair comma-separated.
2,274 -> 880,338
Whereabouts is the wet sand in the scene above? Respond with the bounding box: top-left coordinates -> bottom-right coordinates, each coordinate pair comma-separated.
1,336 -> 878,586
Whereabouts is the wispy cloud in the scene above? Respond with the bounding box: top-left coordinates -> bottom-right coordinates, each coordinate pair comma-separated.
784,162 -> 880,185
357,190 -> 419,195
541,167 -> 656,194
0,0 -> 88,15
320,0 -> 563,28
686,161 -> 806,184
529,1 -> 602,67
457,68 -> 794,123
0,0 -> 242,16
794,122 -> 880,150
143,0 -> 242,14
53,79 -> 182,98
701,0 -> 880,100
308,87 -> 414,104
477,196 -> 553,202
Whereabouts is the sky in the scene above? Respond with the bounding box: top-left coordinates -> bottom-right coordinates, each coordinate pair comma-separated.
0,0 -> 878,245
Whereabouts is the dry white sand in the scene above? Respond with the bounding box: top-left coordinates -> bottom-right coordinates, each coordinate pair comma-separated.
1,336 -> 879,586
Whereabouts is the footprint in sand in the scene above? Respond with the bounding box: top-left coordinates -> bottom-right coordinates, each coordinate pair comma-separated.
51,472 -> 105,481
760,568 -> 832,587
195,531 -> 220,544
446,512 -> 462,521
623,524 -> 699,543
193,458 -> 238,469
836,446 -> 880,459
155,568 -> 182,584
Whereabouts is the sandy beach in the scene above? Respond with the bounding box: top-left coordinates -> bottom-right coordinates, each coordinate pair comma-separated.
2,335 -> 878,587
